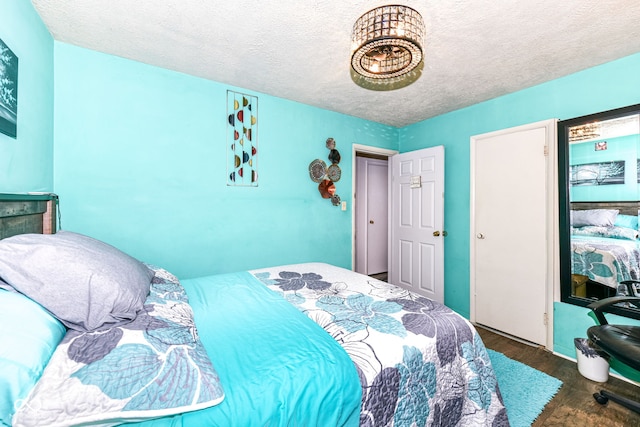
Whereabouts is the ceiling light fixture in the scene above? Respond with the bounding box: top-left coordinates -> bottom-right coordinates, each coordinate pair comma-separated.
569,122 -> 601,142
350,5 -> 425,91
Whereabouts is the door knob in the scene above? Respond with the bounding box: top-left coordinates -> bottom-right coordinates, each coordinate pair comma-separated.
477,233 -> 485,239
433,231 -> 440,237
369,220 -> 374,224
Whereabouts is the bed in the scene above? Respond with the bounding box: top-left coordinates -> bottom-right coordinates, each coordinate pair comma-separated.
0,194 -> 507,427
570,201 -> 640,293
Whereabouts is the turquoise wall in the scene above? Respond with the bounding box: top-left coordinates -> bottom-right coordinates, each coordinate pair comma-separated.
400,52 -> 640,357
53,42 -> 398,279
570,134 -> 640,201
0,1 -> 53,193
12,0 -> 640,361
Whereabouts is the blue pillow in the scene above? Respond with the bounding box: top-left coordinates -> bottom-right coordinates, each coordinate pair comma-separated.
614,214 -> 639,230
0,289 -> 66,425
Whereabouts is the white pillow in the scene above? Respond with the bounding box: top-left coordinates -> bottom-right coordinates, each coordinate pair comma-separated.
0,231 -> 154,332
570,209 -> 619,227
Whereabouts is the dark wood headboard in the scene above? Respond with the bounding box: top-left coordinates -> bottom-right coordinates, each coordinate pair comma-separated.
0,193 -> 58,239
570,201 -> 640,216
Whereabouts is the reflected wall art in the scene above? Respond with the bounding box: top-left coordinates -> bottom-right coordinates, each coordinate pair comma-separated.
570,160 -> 625,186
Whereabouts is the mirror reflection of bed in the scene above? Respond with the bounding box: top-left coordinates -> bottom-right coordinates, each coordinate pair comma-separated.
570,201 -> 640,300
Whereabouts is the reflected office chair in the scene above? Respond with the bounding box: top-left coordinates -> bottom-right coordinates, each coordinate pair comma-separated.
621,280 -> 640,298
587,296 -> 640,413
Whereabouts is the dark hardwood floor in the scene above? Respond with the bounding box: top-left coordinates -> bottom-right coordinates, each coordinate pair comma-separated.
477,326 -> 640,426
369,272 -> 388,282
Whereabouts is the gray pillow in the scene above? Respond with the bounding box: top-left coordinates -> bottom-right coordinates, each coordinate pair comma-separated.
570,209 -> 619,227
0,231 -> 153,332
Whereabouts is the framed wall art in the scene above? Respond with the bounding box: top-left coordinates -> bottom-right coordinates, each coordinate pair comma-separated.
0,37 -> 18,138
227,90 -> 258,186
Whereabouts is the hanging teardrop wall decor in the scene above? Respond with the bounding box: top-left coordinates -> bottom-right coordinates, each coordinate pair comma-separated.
227,90 -> 258,186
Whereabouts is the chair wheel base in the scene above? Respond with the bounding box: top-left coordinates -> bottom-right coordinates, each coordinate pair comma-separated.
594,392 -> 609,405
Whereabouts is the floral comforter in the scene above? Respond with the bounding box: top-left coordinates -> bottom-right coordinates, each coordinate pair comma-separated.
251,263 -> 508,427
12,267 -> 225,427
571,234 -> 640,290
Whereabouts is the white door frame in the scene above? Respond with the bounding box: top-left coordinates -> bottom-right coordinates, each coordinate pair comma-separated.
351,144 -> 399,271
469,119 -> 558,351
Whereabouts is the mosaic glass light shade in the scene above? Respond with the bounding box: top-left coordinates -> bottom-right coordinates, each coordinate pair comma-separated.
350,5 -> 425,91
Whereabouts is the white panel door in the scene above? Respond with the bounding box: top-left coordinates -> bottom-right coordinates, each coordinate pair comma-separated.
390,146 -> 444,303
470,120 -> 556,346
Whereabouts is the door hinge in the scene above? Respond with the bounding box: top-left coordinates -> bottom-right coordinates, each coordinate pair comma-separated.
543,145 -> 549,156
543,312 -> 548,325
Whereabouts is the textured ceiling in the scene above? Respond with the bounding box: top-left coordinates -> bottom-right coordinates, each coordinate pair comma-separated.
31,0 -> 640,128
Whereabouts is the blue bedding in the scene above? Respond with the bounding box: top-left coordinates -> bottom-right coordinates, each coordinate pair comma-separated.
571,234 -> 640,289
13,263 -> 504,426
251,263 -> 508,426
12,267 -> 225,427
129,271 -> 361,427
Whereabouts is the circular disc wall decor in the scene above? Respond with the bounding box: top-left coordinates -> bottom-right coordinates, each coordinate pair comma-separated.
327,164 -> 341,182
309,159 -> 327,183
309,137 -> 343,207
318,179 -> 335,199
328,149 -> 341,164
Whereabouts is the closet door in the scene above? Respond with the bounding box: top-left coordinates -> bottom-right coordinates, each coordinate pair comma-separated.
470,120 -> 556,347
355,156 -> 388,275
